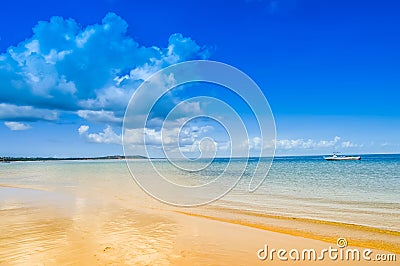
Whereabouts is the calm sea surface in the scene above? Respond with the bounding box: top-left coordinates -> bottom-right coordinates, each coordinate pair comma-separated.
1,154 -> 399,231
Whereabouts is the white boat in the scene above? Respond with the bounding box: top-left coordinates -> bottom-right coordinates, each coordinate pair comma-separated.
324,153 -> 361,161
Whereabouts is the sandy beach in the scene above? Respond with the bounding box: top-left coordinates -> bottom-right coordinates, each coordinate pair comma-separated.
1,0 -> 400,264
1,173 -> 398,266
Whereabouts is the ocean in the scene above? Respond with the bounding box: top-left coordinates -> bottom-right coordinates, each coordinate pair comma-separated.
1,154 -> 399,231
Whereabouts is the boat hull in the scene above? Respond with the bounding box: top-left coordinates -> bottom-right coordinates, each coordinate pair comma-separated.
324,156 -> 361,161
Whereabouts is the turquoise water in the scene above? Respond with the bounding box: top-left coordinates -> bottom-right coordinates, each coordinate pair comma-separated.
224,154 -> 400,230
0,154 -> 399,231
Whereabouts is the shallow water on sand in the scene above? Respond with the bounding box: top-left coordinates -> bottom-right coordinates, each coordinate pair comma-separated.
0,154 -> 399,231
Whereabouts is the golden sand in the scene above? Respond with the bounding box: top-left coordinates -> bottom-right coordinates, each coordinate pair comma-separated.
0,184 -> 399,265
175,208 -> 400,254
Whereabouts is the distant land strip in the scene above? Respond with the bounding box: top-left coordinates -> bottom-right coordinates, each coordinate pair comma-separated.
0,155 -> 147,162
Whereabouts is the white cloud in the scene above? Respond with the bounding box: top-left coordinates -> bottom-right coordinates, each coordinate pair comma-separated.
0,13 -> 209,126
248,136 -> 262,150
341,141 -> 363,148
0,103 -> 58,121
276,136 -> 341,150
78,125 -> 89,135
4,121 -> 31,131
78,85 -> 135,111
124,124 -> 218,154
78,125 -> 121,144
274,136 -> 364,152
124,128 -> 166,146
77,110 -> 122,124
128,62 -> 162,81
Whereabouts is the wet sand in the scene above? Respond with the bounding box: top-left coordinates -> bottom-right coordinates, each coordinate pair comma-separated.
0,185 -> 398,265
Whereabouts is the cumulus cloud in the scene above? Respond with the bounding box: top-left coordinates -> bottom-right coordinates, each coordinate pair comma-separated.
77,110 -> 122,124
276,136 -> 341,150
0,103 -> 58,121
166,33 -> 210,63
78,125 -> 121,144
124,124 -> 216,151
341,141 -> 363,148
246,137 -> 263,150
274,136 -> 363,151
4,121 -> 31,131
0,13 -> 209,129
78,125 -> 89,135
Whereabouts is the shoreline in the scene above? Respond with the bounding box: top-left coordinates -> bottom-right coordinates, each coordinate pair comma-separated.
1,191 -> 398,265
1,185 -> 399,257
174,208 -> 400,254
1,152 -> 399,265
2,184 -> 399,235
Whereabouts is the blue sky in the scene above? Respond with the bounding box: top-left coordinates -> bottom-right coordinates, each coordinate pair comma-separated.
0,0 -> 399,157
